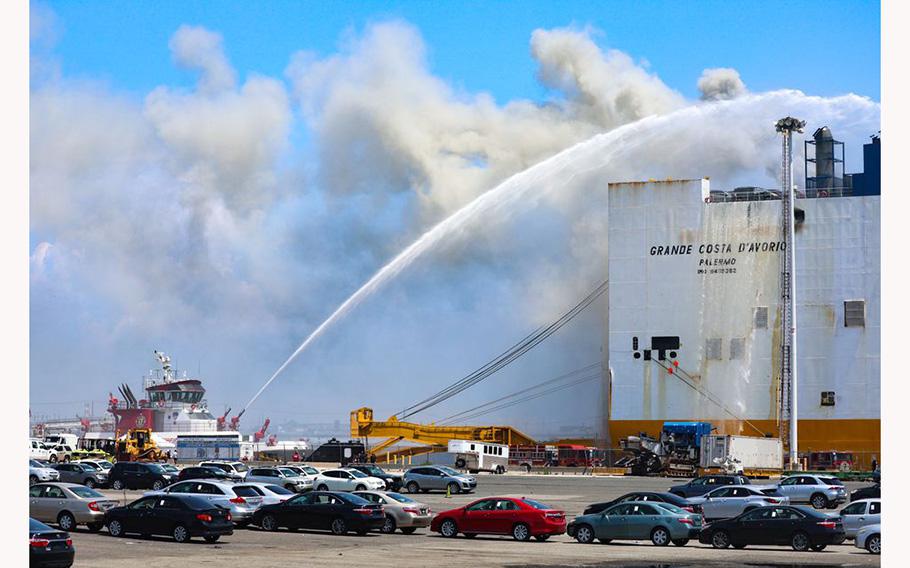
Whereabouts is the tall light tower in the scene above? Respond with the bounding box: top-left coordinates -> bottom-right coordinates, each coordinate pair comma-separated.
776,116 -> 805,470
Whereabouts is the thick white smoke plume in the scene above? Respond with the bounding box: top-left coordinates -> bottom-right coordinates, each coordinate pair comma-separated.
30,17 -> 879,436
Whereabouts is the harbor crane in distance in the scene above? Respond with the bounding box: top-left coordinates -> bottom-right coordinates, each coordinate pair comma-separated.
350,407 -> 537,460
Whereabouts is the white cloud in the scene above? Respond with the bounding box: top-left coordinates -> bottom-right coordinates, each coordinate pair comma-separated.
698,67 -> 748,101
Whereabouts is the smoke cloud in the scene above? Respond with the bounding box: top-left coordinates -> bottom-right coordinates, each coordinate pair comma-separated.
698,67 -> 748,101
29,17 -> 879,437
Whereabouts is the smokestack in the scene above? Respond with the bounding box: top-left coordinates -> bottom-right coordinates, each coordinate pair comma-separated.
813,127 -> 835,186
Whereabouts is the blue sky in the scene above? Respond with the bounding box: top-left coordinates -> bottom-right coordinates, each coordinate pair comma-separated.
43,0 -> 880,103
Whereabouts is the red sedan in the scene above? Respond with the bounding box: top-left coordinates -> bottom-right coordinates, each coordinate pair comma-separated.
430,496 -> 566,541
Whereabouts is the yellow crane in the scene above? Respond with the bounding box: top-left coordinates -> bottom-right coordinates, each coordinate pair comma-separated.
350,407 -> 536,460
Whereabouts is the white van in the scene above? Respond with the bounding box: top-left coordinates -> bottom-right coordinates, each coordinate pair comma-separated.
29,439 -> 51,460
448,440 -> 509,474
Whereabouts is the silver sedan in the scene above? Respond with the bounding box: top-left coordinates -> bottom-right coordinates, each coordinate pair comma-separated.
352,490 -> 434,534
29,482 -> 119,532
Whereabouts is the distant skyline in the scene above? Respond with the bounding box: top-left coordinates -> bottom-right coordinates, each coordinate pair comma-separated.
29,1 -> 880,434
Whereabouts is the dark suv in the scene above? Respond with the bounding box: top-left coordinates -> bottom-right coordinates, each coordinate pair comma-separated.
177,466 -> 234,482
669,475 -> 752,498
109,462 -> 177,490
346,463 -> 403,491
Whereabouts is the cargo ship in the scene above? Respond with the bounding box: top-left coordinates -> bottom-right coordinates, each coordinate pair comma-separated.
602,128 -> 880,466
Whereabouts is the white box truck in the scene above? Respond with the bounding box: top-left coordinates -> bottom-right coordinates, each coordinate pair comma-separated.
700,435 -> 783,476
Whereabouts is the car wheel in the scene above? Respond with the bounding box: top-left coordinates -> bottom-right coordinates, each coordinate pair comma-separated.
286,484 -> 298,492
810,493 -> 829,509
112,480 -> 125,490
381,515 -> 397,534
316,484 -> 329,491
107,519 -> 124,537
534,534 -> 550,541
810,544 -> 827,551
455,458 -> 467,469
49,455 -> 58,463
524,464 -> 532,473
260,514 -> 278,532
87,522 -> 104,533
712,530 -> 731,549
574,524 -> 595,544
29,475 -> 38,486
57,511 -> 76,531
85,478 -> 96,489
439,519 -> 458,538
355,484 -> 366,491
406,481 -> 420,494
152,480 -> 164,491
204,535 -> 220,543
790,531 -> 810,551
400,527 -> 417,535
512,523 -> 531,541
672,538 -> 689,546
866,533 -> 881,555
330,518 -> 348,535
447,482 -> 461,495
651,526 -> 670,546
496,466 -> 505,475
173,524 -> 190,543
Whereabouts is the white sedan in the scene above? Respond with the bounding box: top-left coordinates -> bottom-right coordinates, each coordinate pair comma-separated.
312,468 -> 385,492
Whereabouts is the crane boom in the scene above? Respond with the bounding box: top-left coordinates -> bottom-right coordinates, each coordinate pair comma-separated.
350,407 -> 536,456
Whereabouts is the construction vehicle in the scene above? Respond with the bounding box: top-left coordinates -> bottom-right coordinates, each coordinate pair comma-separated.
114,428 -> 166,462
350,407 -> 536,462
618,421 -> 713,476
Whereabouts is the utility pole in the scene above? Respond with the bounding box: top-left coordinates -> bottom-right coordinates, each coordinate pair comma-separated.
776,116 -> 805,470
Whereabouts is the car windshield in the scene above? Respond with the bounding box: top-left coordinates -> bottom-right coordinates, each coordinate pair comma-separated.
265,485 -> 295,495
29,460 -> 44,468
233,463 -> 249,472
362,465 -> 382,475
349,469 -> 368,478
386,492 -> 416,503
145,464 -> 165,473
160,465 -> 178,473
302,466 -> 319,475
821,477 -> 844,486
438,467 -> 460,476
652,502 -> 687,515
339,493 -> 371,506
521,498 -> 552,510
95,462 -> 112,470
30,518 -> 53,532
70,486 -> 105,498
80,463 -> 101,471
278,468 -> 298,477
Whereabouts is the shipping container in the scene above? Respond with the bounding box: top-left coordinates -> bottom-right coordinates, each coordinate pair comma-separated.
699,435 -> 783,473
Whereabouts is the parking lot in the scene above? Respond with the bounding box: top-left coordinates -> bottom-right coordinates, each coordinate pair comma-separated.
64,472 -> 880,567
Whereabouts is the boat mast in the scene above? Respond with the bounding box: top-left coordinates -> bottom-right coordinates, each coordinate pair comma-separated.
776,116 -> 805,470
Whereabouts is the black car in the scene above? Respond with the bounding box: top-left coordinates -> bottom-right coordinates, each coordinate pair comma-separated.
583,491 -> 701,515
29,518 -> 74,568
669,475 -> 752,498
104,494 -> 233,543
347,463 -> 403,491
252,491 -> 384,535
698,505 -> 845,551
177,466 -> 234,482
850,483 -> 880,502
108,462 -> 176,490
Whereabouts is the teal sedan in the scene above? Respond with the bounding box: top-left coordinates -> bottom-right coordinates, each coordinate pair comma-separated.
567,501 -> 702,546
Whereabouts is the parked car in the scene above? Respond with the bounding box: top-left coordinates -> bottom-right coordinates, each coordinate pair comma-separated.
854,523 -> 880,555
698,505 -> 845,551
244,466 -> 313,493
46,444 -> 76,464
198,461 -> 250,480
668,475 -> 752,498
30,439 -> 52,461
348,463 -> 403,491
687,486 -> 788,520
282,464 -> 321,479
839,498 -> 880,539
251,490 -> 384,535
177,466 -> 234,482
403,466 -> 477,494
583,492 -> 701,515
75,459 -> 113,473
568,501 -> 701,546
431,496 -> 566,541
850,483 -> 880,502
104,494 -> 234,543
232,483 -> 296,506
774,474 -> 846,509
30,482 -> 118,532
108,461 -> 176,490
29,518 -> 74,568
145,479 -> 263,526
30,460 -> 61,485
312,468 -> 385,492
352,490 -> 433,534
52,463 -> 109,488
